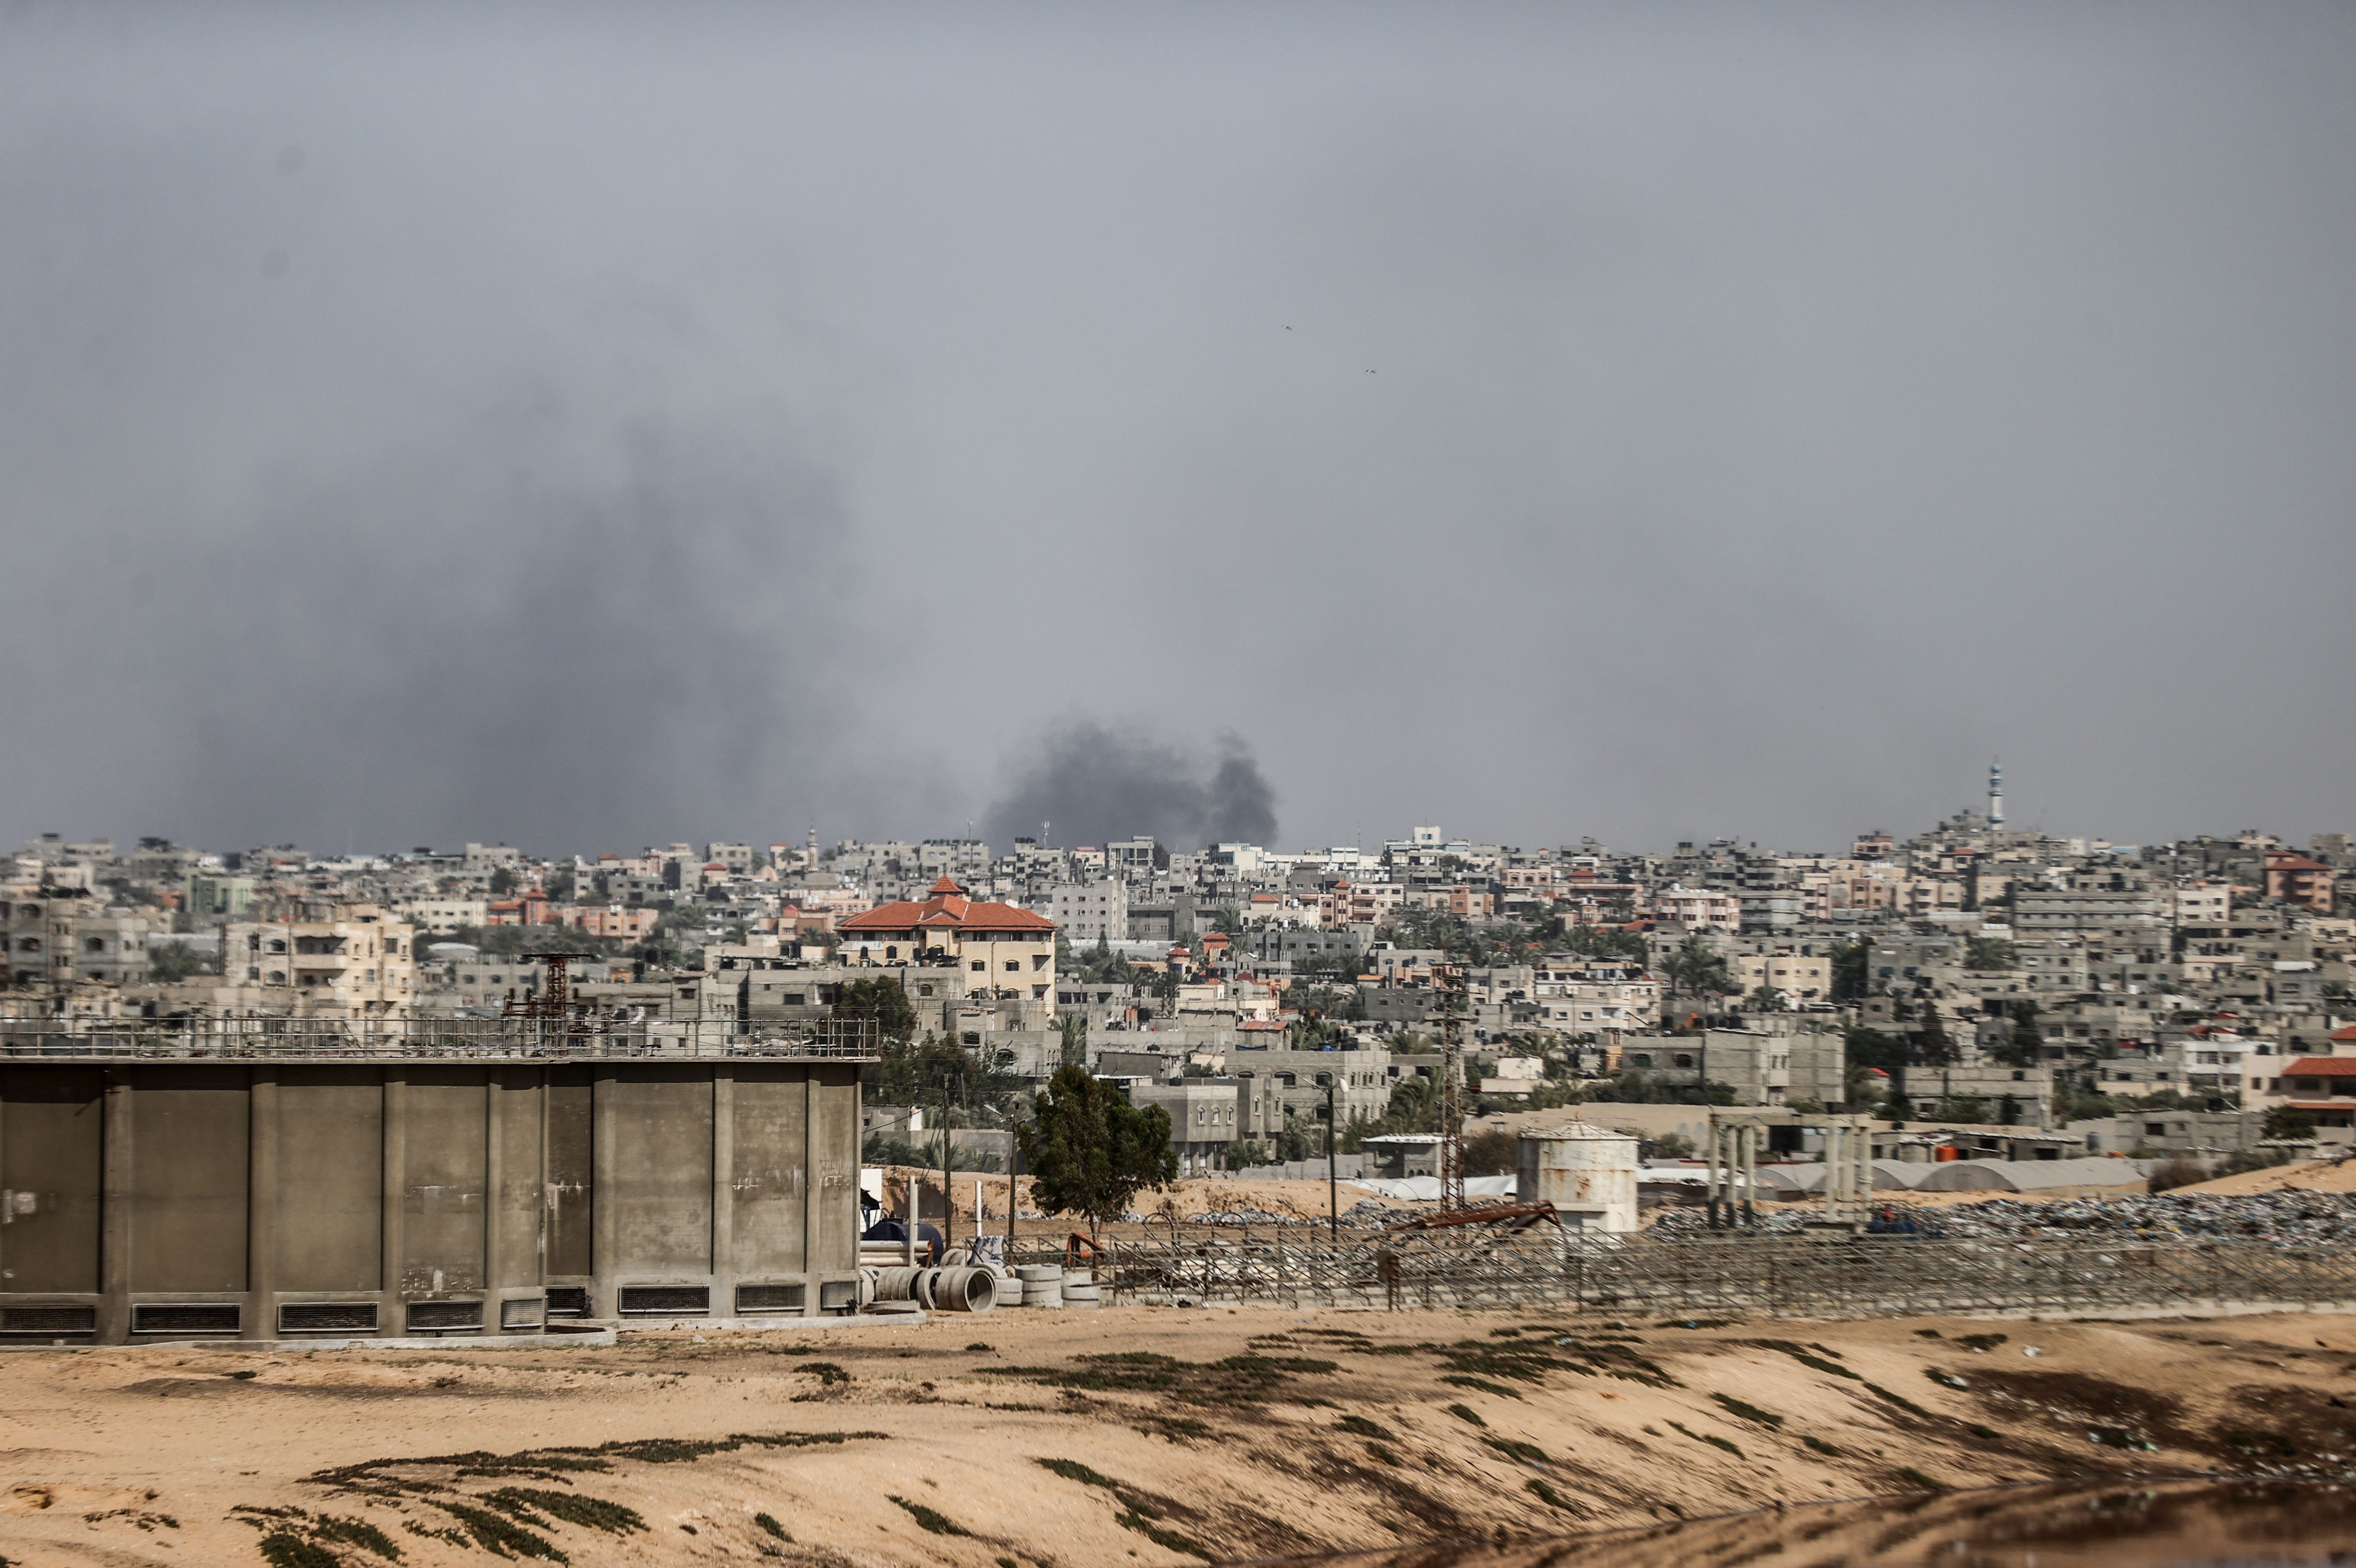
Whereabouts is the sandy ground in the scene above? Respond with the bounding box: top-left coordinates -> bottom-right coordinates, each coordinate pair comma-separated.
880,1168 -> 1413,1231
6,1302 -> 2355,1567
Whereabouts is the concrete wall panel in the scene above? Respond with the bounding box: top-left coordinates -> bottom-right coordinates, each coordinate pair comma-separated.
608,1069 -> 711,1277
402,1070 -> 485,1295
129,1068 -> 249,1293
730,1068 -> 807,1277
0,1068 -> 105,1294
812,1066 -> 861,1274
546,1067 -> 593,1278
276,1069 -> 383,1292
491,1069 -> 543,1286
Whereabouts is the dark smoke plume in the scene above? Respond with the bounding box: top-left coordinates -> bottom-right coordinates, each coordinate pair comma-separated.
984,723 -> 1278,851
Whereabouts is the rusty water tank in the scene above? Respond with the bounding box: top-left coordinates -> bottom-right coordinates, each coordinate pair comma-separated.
1516,1123 -> 1639,1233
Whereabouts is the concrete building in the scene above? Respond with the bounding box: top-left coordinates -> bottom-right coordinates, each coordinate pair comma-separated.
1128,1080 -> 1242,1174
222,905 -> 416,1017
184,872 -> 257,921
1618,1028 -> 1845,1109
837,878 -> 1057,1007
395,898 -> 489,936
1730,951 -> 1832,1004
0,1020 -> 868,1345
1046,880 -> 1127,946
5,896 -> 154,990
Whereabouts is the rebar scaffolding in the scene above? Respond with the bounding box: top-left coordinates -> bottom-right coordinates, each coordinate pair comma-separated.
0,1015 -> 879,1061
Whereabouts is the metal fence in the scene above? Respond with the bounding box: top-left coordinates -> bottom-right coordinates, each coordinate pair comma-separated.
0,1015 -> 879,1062
1042,1224 -> 2356,1319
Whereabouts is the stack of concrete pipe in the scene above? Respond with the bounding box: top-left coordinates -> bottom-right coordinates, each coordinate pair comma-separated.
1013,1264 -> 1064,1307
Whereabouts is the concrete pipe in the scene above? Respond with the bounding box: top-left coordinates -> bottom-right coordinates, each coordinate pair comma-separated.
871,1266 -> 924,1303
1014,1264 -> 1062,1283
1020,1278 -> 1065,1308
929,1267 -> 998,1314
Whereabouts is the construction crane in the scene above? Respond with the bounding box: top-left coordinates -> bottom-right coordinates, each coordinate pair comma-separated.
1434,961 -> 1467,1210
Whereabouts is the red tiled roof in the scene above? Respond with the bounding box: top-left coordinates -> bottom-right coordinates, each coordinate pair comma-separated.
840,889 -> 1054,934
2283,1058 -> 2356,1077
2267,852 -> 2329,872
2331,1024 -> 2356,1043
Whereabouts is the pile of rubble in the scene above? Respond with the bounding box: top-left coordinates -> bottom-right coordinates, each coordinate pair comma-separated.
1649,1189 -> 2356,1244
1184,1199 -> 1401,1228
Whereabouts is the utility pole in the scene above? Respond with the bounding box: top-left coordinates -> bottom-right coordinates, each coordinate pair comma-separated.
939,1075 -> 954,1252
1436,962 -> 1467,1211
1320,1072 -> 1339,1246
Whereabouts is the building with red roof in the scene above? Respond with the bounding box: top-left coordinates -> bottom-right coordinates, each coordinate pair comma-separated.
2264,849 -> 2336,913
2268,1057 -> 2356,1129
837,877 -> 1059,1005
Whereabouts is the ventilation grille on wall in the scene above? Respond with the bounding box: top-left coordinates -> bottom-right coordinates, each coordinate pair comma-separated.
279,1303 -> 378,1334
617,1286 -> 708,1316
544,1286 -> 591,1319
0,1305 -> 98,1336
818,1280 -> 859,1312
499,1297 -> 546,1330
131,1304 -> 240,1336
734,1283 -> 803,1315
405,1300 -> 484,1332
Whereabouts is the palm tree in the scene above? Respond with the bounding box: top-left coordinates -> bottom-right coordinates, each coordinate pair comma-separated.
1662,936 -> 1731,1029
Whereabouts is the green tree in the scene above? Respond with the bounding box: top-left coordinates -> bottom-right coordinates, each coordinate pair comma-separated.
1016,1066 -> 1178,1234
2263,1105 -> 2318,1142
1843,1025 -> 1905,1115
148,940 -> 216,982
1830,939 -> 1871,1003
835,976 -> 918,1044
1560,923 -> 1648,961
489,865 -> 519,895
1964,936 -> 2017,972
1915,1004 -> 1957,1067
1662,936 -> 1731,1026
1056,1013 -> 1089,1068
1991,1002 -> 2043,1069
1744,984 -> 1787,1013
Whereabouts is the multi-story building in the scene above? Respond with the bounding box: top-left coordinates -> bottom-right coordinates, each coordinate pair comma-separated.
1046,880 -> 1128,945
837,877 -> 1058,1007
1655,885 -> 1738,931
1617,1027 -> 1846,1109
2265,850 -> 2337,914
184,871 -> 257,921
1730,950 -> 1832,1003
222,904 -> 416,1016
393,897 -> 488,934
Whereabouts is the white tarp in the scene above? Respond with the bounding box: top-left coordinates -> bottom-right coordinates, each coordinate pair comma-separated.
1345,1175 -> 1520,1201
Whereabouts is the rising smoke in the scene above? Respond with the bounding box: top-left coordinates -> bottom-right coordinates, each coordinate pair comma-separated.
983,722 -> 1277,851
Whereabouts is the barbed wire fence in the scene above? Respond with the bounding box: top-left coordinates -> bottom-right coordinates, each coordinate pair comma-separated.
1013,1225 -> 2356,1320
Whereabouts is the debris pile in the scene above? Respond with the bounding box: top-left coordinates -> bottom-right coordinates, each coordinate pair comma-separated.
1649,1189 -> 2356,1245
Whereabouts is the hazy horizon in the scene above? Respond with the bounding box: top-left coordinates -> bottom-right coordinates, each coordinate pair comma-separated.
6,4 -> 2351,858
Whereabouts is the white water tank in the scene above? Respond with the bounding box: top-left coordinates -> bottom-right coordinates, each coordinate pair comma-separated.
1517,1124 -> 1639,1232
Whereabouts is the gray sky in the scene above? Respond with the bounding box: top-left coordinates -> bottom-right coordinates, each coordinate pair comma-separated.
4,3 -> 2351,858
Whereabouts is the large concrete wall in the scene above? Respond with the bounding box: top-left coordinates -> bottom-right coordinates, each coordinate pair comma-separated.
0,1060 -> 861,1344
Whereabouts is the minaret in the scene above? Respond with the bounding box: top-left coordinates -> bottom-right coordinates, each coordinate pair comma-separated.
1987,759 -> 2005,828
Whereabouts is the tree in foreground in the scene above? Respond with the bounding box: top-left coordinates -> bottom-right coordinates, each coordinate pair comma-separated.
1015,1065 -> 1178,1235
